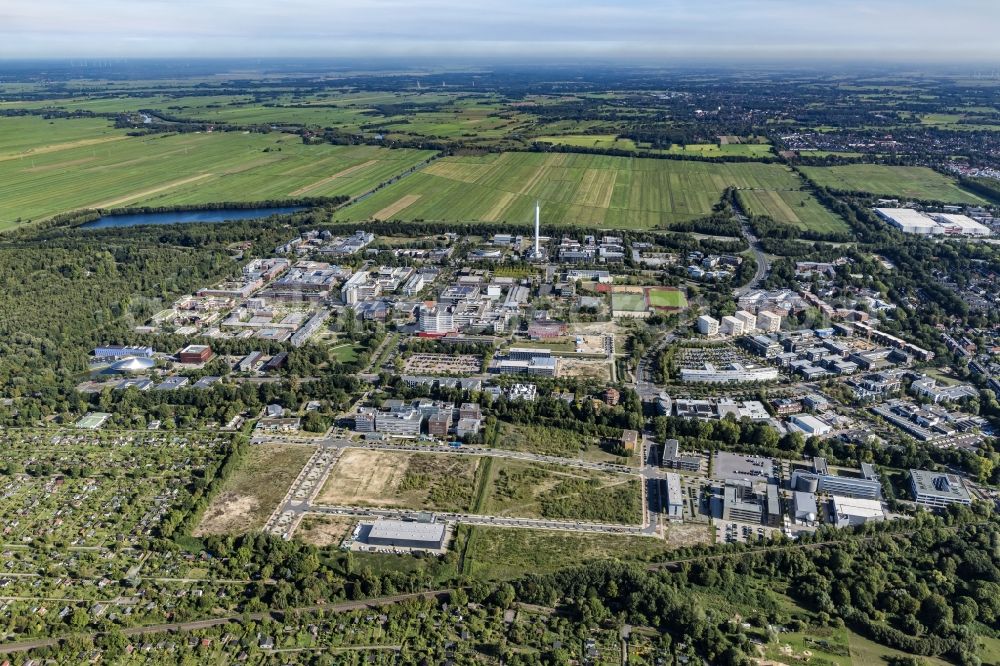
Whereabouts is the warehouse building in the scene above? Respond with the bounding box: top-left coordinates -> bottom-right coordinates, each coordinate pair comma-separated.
910,469 -> 972,508
874,208 -> 940,234
364,520 -> 447,550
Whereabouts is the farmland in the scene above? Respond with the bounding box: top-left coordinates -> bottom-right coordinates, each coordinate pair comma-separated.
337,152 -> 806,229
800,164 -> 988,204
0,123 -> 433,225
534,134 -> 637,150
738,188 -> 852,233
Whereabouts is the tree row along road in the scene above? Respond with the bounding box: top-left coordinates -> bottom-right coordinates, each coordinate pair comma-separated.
0,590 -> 453,655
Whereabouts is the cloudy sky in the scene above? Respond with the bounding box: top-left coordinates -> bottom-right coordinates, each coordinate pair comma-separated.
2,0 -> 999,61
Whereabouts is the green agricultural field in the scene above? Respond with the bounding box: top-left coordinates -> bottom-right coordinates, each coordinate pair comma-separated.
801,164 -> 987,203
534,134 -> 637,150
738,189 -> 851,233
662,142 -> 773,158
0,123 -> 434,225
0,116 -> 129,156
337,152 -> 803,229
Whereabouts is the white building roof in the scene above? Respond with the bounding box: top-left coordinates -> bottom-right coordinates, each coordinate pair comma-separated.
831,496 -> 885,519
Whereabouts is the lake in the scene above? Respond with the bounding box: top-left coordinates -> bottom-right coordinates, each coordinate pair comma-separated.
80,206 -> 306,229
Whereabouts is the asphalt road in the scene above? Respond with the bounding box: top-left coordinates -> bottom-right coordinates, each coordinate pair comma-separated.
734,213 -> 769,297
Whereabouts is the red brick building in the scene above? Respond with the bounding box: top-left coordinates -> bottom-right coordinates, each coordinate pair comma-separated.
178,344 -> 214,364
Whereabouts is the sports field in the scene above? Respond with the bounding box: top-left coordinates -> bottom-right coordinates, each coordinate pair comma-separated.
337,152 -> 804,229
800,164 -> 987,204
0,121 -> 434,225
646,286 -> 688,309
611,292 -> 646,313
738,189 -> 851,233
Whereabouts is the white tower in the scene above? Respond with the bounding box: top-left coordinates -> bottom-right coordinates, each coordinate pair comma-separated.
534,201 -> 541,257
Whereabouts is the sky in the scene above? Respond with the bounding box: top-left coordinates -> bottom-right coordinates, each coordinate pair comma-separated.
2,0 -> 1000,62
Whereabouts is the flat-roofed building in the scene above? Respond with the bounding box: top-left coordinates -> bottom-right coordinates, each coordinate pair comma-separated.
697,315 -> 719,336
789,413 -> 833,436
910,469 -> 972,508
830,496 -> 885,527
720,315 -> 744,337
427,413 -> 451,437
875,208 -> 941,235
365,520 -> 446,550
790,458 -> 881,500
734,310 -> 757,332
178,345 -> 213,364
931,213 -> 991,236
661,439 -> 701,471
757,311 -> 781,333
665,473 -> 684,521
793,491 -> 818,522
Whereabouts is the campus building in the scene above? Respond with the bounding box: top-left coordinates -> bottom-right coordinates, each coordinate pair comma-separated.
910,469 -> 972,508
790,458 -> 882,500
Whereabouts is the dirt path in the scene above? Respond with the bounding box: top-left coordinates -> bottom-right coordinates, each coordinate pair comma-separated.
0,135 -> 128,162
86,173 -> 214,209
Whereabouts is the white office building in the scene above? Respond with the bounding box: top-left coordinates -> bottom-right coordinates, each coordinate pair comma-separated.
720,315 -> 744,337
757,311 -> 782,333
734,310 -> 757,333
697,315 -> 720,336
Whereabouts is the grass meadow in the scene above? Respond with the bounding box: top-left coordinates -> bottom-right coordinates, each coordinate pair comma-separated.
337,152 -> 808,229
0,122 -> 433,226
801,164 -> 987,203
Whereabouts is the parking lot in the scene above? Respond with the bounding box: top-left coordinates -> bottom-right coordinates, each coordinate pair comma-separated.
403,353 -> 482,375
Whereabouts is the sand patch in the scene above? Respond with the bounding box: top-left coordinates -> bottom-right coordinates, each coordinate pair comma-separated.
372,194 -> 421,220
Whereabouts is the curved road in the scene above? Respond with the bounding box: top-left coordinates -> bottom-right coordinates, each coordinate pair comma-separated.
734,213 -> 769,297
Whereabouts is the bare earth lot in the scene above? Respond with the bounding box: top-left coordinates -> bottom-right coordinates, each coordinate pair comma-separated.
315,448 -> 480,513
295,515 -> 357,547
195,443 -> 315,536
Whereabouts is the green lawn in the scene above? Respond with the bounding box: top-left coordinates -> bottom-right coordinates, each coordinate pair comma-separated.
0,123 -> 434,225
336,152 -> 803,229
801,164 -> 987,203
646,287 -> 688,308
612,292 -> 647,312
738,189 -> 851,233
